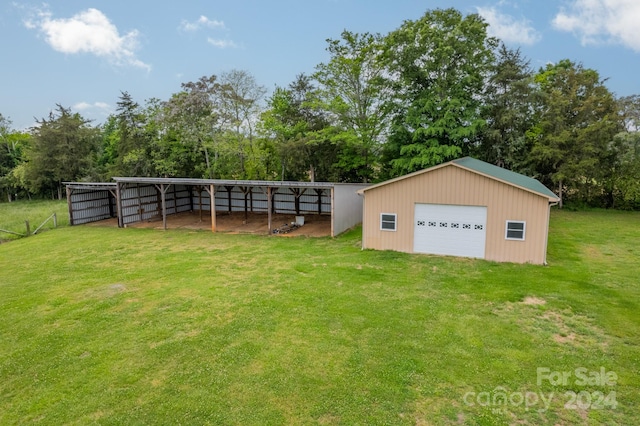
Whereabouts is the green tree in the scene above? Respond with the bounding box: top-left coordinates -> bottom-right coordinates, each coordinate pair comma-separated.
476,44 -> 538,172
529,60 -> 621,207
0,114 -> 30,201
315,30 -> 390,182
381,8 -> 497,177
603,95 -> 640,208
217,70 -> 267,179
113,91 -> 154,176
260,74 -> 338,181
22,105 -> 99,199
162,75 -> 222,178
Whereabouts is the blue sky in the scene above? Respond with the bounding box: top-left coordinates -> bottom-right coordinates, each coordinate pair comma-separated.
2,0 -> 640,129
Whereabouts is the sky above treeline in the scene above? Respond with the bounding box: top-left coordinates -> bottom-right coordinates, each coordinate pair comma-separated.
2,0 -> 639,129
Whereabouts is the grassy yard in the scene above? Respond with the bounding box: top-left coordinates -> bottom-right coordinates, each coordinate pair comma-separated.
0,200 -> 69,242
0,203 -> 638,425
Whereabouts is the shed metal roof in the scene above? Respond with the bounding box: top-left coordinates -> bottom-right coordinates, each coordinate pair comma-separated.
64,182 -> 117,191
111,177 -> 338,189
359,157 -> 560,202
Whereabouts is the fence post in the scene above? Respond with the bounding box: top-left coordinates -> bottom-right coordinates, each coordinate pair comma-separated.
53,213 -> 58,228
25,220 -> 30,236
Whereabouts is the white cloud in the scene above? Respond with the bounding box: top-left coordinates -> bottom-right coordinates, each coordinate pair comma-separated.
552,0 -> 640,52
24,7 -> 150,71
73,101 -> 111,112
179,16 -> 225,32
477,6 -> 541,46
73,102 -> 112,121
207,38 -> 239,49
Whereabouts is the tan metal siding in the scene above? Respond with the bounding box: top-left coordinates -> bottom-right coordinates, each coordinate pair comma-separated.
362,165 -> 551,264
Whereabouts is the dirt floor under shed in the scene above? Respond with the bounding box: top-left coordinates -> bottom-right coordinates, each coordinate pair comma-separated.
89,211 -> 332,237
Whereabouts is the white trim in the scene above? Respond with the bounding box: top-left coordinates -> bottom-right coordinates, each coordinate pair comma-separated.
380,213 -> 397,231
505,220 -> 526,241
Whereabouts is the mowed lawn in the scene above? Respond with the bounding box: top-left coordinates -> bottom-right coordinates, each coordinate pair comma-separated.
0,205 -> 638,425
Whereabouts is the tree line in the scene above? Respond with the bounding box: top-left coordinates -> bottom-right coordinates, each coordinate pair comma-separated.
1,8 -> 639,208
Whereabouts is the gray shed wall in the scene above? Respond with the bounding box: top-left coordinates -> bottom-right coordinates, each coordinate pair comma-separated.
332,184 -> 369,236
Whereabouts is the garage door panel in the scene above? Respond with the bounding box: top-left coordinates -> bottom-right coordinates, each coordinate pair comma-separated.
413,204 -> 487,258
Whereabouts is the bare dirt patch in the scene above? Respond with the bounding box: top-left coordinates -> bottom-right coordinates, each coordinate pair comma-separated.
493,303 -> 609,350
521,296 -> 546,306
87,211 -> 332,237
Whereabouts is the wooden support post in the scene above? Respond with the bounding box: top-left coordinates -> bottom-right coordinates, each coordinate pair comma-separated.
210,184 -> 216,232
267,186 -> 272,235
241,186 -> 249,221
155,184 -> 168,230
315,189 -> 323,215
225,186 -> 234,213
172,184 -> 177,215
162,185 -> 167,230
198,186 -> 203,222
25,220 -> 30,236
290,188 -> 305,215
116,183 -> 124,228
136,185 -> 142,221
66,186 -> 74,226
108,190 -> 116,218
53,213 -> 57,228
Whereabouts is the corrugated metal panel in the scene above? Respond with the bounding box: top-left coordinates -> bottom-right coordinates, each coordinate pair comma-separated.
121,184 -> 160,225
69,188 -> 116,225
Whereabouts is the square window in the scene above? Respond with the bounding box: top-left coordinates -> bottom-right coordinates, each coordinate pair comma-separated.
380,213 -> 397,231
505,220 -> 526,240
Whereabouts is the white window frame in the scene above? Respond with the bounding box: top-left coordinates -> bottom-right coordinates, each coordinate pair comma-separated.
505,220 -> 526,241
380,213 -> 397,231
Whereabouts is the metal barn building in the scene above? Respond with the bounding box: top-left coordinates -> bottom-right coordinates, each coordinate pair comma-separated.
66,178 -> 368,237
358,157 -> 560,264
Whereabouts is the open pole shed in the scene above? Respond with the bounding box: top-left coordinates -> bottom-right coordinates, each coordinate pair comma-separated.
66,178 -> 368,237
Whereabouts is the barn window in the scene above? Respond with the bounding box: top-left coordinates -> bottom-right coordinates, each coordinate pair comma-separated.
380,213 -> 397,231
505,221 -> 526,241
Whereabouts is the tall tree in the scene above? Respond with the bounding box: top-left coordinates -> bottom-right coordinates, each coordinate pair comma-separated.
113,91 -> 153,176
529,60 -> 621,207
217,70 -> 267,178
315,30 -> 390,182
0,114 -> 30,201
164,75 -> 223,178
22,105 -> 99,199
477,44 -> 538,172
381,8 -> 497,177
602,95 -> 640,208
260,74 -> 337,181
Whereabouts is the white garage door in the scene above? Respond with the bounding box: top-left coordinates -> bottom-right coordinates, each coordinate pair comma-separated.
413,204 -> 487,259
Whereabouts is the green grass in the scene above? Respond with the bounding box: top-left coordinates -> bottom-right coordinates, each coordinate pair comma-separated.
0,200 -> 69,241
0,203 -> 638,425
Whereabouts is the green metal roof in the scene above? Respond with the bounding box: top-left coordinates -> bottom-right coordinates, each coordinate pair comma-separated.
452,157 -> 559,201
359,156 -> 559,201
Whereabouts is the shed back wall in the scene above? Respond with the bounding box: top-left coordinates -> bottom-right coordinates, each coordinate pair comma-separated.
362,166 -> 551,264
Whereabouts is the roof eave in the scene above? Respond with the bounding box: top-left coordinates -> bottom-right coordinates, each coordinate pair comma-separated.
451,163 -> 560,201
